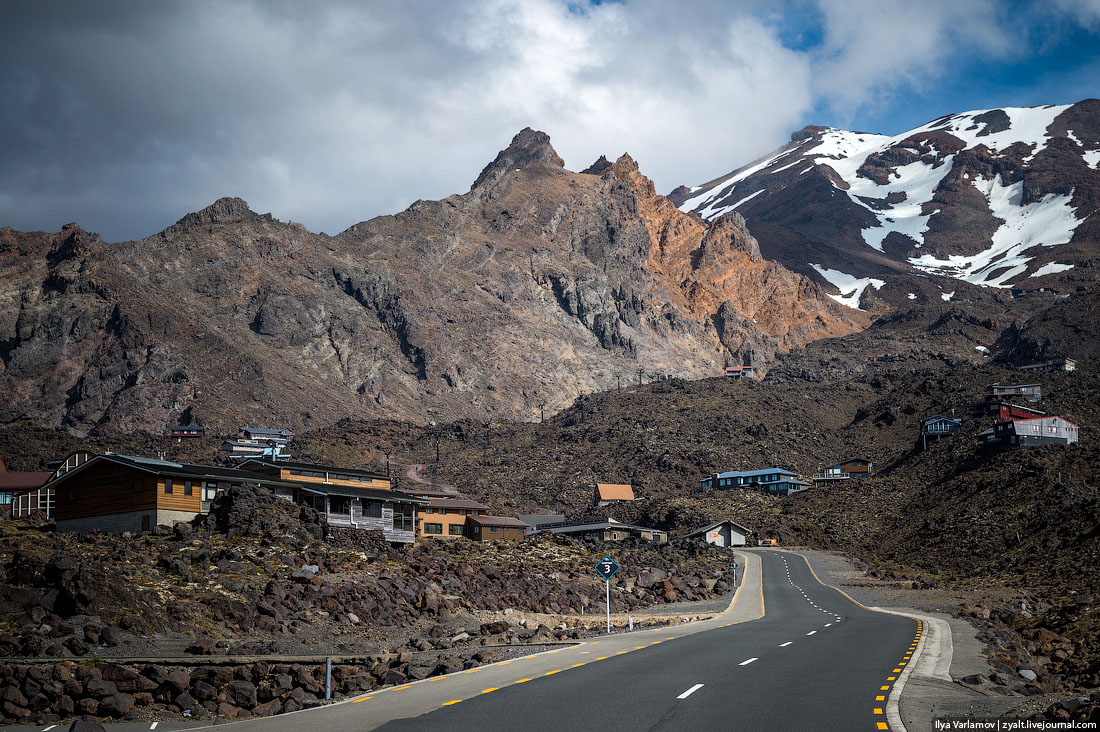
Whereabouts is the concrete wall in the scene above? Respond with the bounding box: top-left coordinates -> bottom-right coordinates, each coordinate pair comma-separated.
57,508 -> 198,533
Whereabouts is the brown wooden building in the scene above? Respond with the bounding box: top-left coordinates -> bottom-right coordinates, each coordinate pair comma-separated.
52,454 -> 302,533
466,515 -> 529,542
593,483 -> 635,506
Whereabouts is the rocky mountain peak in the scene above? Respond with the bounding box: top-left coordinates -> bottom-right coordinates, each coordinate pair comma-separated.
470,127 -> 565,190
160,197 -> 259,240
581,155 -> 612,175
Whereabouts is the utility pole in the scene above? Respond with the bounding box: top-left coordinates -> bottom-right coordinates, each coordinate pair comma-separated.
384,452 -> 392,477
616,374 -> 622,392
538,402 -> 545,423
636,368 -> 644,387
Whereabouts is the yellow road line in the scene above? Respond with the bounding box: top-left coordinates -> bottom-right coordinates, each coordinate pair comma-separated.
351,696 -> 373,703
516,678 -> 531,684
572,663 -> 585,667
546,670 -> 562,675
443,700 -> 462,706
876,695 -> 885,701
596,656 -> 609,660
482,688 -> 498,693
874,707 -> 884,714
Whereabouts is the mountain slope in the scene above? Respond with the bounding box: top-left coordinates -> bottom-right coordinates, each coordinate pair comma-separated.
671,100 -> 1100,309
0,130 -> 861,434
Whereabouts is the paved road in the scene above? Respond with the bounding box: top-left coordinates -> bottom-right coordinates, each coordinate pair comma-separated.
4,550 -> 922,732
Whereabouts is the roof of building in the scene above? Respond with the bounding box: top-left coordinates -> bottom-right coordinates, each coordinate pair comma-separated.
989,383 -> 1040,389
298,483 -> 428,504
467,515 -> 529,528
45,454 -> 306,491
683,519 -> 751,539
240,426 -> 293,434
715,468 -> 799,480
532,517 -> 666,536
595,483 -> 635,501
239,459 -> 389,481
832,458 -> 872,466
425,498 -> 492,510
1005,416 -> 1079,428
171,425 -> 204,430
518,514 -> 567,527
724,365 -> 753,371
0,472 -> 54,491
921,415 -> 961,424
398,487 -> 462,498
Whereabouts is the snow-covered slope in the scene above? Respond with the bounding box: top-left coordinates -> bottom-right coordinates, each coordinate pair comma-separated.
671,100 -> 1100,309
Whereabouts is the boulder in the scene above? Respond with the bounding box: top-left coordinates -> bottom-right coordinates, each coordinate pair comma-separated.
97,693 -> 135,718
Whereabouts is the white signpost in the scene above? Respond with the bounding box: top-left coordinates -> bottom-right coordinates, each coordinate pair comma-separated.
593,555 -> 621,634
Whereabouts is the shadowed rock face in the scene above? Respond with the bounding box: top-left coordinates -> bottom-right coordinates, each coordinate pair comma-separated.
0,130 -> 862,435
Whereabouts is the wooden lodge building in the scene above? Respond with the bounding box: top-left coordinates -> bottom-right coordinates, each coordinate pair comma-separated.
467,515 -> 529,542
812,458 -> 873,486
920,415 -> 962,450
989,383 -> 1041,403
529,517 -> 668,543
979,416 -> 1080,449
239,459 -> 427,543
50,454 -> 303,533
701,468 -> 809,497
416,497 -> 492,539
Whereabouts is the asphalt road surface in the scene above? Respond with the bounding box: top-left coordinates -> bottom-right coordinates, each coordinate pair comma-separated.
374,550 -> 917,732
3,550 -> 921,732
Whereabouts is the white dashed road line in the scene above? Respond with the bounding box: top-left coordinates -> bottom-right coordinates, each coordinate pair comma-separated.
739,658 -> 758,666
779,642 -> 793,647
676,684 -> 705,700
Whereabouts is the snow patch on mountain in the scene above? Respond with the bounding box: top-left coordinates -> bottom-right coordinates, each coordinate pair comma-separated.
908,175 -> 1079,287
1030,262 -> 1075,278
830,153 -> 955,252
1083,149 -> 1100,170
810,264 -> 884,310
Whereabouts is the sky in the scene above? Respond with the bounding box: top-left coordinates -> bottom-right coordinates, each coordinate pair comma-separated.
1,0 -> 1098,242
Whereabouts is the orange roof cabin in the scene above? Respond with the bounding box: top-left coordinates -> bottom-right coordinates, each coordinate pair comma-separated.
51,454 -> 303,533
466,515 -> 529,542
724,365 -> 755,380
239,459 -> 427,543
417,497 -> 492,539
593,483 -> 635,506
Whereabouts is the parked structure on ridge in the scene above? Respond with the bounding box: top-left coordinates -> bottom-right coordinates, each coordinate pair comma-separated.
920,415 -> 962,451
1019,357 -> 1075,373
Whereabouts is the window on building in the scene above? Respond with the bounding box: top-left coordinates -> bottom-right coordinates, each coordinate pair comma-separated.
329,495 -> 351,515
449,524 -> 466,536
393,504 -> 414,531
68,487 -> 76,501
184,480 -> 193,496
424,522 -> 443,534
490,526 -> 501,534
164,478 -> 173,494
203,483 -> 218,501
133,478 -> 143,493
364,501 -> 382,518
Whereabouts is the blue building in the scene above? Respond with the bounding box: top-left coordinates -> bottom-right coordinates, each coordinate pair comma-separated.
700,468 -> 809,497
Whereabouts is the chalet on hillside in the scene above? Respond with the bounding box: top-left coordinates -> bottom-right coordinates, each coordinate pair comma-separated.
725,365 -> 755,379
701,468 -> 809,497
989,384 -> 1041,403
529,516 -> 667,543
238,426 -> 294,443
467,515 -> 529,542
593,483 -> 635,506
813,458 -> 872,485
980,417 -> 1080,449
682,519 -> 750,547
1019,357 -> 1075,373
170,425 -> 204,439
920,416 -> 961,451
239,459 -> 426,542
50,454 -> 302,533
972,400 -> 1046,421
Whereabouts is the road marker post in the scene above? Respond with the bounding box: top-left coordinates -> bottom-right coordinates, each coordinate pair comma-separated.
593,555 -> 621,634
